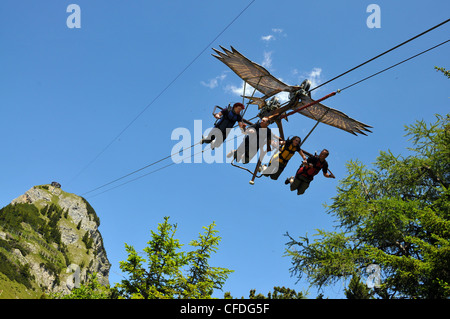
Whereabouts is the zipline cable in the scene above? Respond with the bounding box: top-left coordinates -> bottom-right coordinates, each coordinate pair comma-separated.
81,37 -> 450,198
85,140 -> 221,199
338,38 -> 450,92
86,161 -> 178,199
81,141 -> 201,196
81,112 -> 260,196
81,114 -> 260,196
310,18 -> 450,93
66,0 -> 256,186
78,19 -> 449,195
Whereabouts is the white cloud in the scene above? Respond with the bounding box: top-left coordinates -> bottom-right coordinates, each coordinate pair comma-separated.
261,34 -> 274,42
261,28 -> 287,42
303,67 -> 322,89
276,91 -> 289,104
201,73 -> 227,89
225,81 -> 255,97
261,51 -> 272,69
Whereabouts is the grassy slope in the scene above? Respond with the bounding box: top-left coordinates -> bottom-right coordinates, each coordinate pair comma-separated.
0,185 -> 103,299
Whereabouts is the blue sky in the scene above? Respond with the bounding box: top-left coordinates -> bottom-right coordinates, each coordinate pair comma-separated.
0,0 -> 449,298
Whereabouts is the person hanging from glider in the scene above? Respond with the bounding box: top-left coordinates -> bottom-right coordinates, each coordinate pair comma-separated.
227,117 -> 277,164
285,149 -> 335,195
261,136 -> 307,180
201,102 -> 246,149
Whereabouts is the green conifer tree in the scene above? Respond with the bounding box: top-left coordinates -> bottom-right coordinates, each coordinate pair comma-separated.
286,113 -> 450,298
116,216 -> 233,299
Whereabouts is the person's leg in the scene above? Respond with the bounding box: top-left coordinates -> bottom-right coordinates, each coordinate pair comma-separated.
210,128 -> 226,149
296,176 -> 310,195
202,127 -> 222,144
269,163 -> 285,180
245,133 -> 259,164
234,135 -> 248,163
289,177 -> 300,192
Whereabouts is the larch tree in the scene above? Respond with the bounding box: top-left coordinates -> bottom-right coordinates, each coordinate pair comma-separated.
285,113 -> 449,299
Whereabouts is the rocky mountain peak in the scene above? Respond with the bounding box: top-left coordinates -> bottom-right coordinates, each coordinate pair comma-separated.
0,184 -> 110,298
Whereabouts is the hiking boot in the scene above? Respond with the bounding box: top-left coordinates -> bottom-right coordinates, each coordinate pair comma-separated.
200,135 -> 212,144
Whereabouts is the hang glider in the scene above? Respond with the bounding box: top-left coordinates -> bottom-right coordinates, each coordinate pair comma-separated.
212,45 -> 296,104
211,45 -> 372,137
292,95 -> 373,136
211,45 -> 372,185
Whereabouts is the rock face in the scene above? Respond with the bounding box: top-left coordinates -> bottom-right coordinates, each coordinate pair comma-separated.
0,185 -> 110,297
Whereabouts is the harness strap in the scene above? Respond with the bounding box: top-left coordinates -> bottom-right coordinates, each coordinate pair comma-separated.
297,156 -> 325,179
279,143 -> 298,163
216,105 -> 240,126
